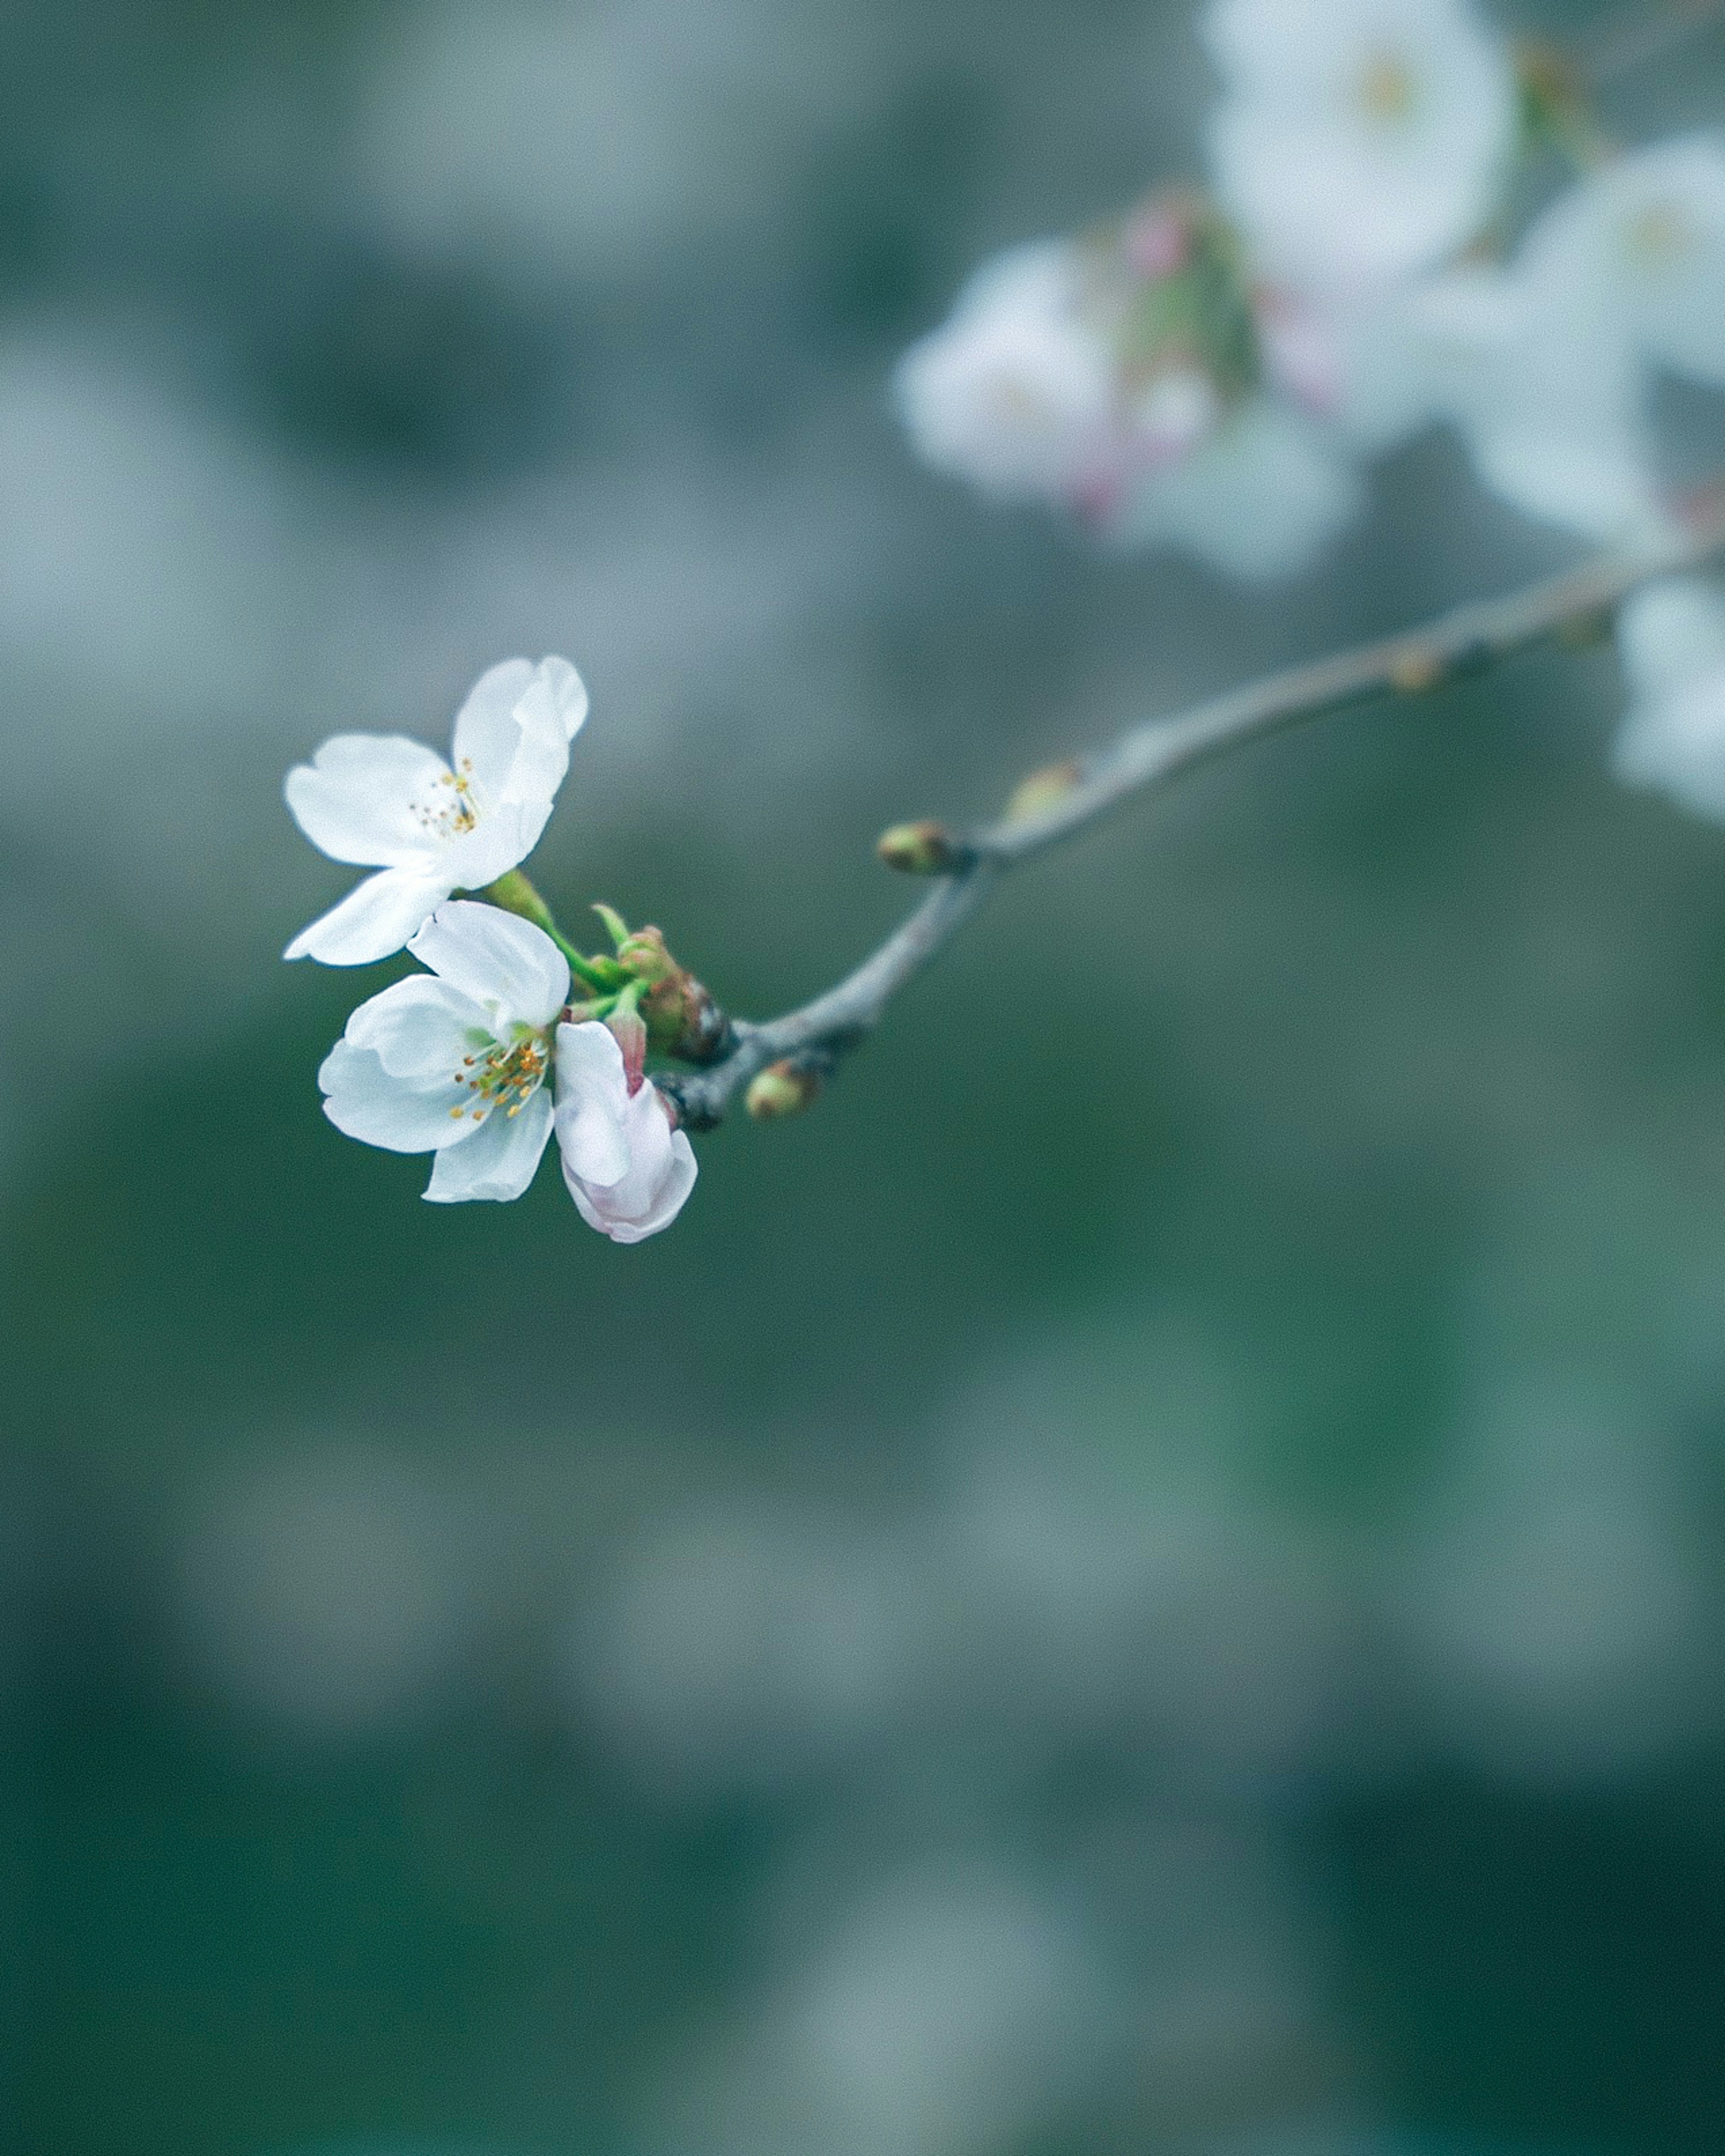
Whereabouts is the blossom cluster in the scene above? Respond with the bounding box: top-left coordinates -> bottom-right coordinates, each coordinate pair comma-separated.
284,660 -> 698,1241
896,0 -> 1725,824
896,0 -> 1725,566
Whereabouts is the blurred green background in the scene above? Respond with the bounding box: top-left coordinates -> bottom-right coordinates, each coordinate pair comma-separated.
9,2 -> 1725,2152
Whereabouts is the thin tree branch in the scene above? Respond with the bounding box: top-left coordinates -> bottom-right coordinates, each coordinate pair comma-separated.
663,502 -> 1725,1131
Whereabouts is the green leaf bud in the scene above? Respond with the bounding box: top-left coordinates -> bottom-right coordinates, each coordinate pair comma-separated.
746,1059 -> 823,1120
877,820 -> 969,875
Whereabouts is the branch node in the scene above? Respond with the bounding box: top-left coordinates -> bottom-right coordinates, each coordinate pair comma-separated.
877,820 -> 973,875
1003,758 -> 1084,822
1389,647 -> 1446,694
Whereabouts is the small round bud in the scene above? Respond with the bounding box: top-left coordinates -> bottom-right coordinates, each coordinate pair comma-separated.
877,820 -> 969,875
746,1059 -> 823,1120
1003,759 -> 1082,823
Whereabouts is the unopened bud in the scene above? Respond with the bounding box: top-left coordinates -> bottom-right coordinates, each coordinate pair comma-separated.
606,1001 -> 648,1094
1003,759 -> 1082,823
746,1059 -> 822,1120
615,923 -> 678,985
877,820 -> 969,875
646,970 -> 730,1065
607,922 -> 731,1064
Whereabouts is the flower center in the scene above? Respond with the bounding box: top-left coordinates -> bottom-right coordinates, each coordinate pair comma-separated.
450,1030 -> 548,1122
988,374 -> 1057,430
1356,49 -> 1417,124
413,757 -> 488,843
1625,203 -> 1692,272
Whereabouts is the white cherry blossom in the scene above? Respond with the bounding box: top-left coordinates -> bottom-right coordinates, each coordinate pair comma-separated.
1423,265 -> 1667,542
1110,398 -> 1363,580
318,901 -> 570,1203
1515,136 -> 1725,393
555,1020 -> 698,1244
285,655 -> 588,966
1203,0 -> 1516,296
893,242 -> 1117,506
1614,577 -> 1725,820
1320,262 -> 1670,542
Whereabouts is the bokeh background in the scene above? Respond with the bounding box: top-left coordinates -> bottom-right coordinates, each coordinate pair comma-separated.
9,2 -> 1725,2152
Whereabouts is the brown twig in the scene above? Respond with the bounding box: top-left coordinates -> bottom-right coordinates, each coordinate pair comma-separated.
663,504 -> 1725,1131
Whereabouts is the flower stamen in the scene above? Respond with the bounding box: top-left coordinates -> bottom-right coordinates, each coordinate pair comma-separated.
452,1033 -> 550,1122
412,756 -> 488,841
1356,49 -> 1417,123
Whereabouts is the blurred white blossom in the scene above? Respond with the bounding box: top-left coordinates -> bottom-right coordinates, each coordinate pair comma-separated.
318,899 -> 568,1202
1202,0 -> 1516,297
285,656 -> 588,965
1614,575 -> 1725,817
1401,265 -> 1668,542
565,1499 -> 914,1794
896,203 -> 1362,579
1515,135 -> 1725,395
663,1868 -> 1106,2156
893,242 -> 1119,509
1110,398 -> 1362,581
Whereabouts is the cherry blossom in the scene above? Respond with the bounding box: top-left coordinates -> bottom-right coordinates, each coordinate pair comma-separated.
318,900 -> 569,1202
1614,577 -> 1725,820
1515,136 -> 1725,394
1109,398 -> 1362,580
285,656 -> 588,966
892,242 -> 1117,507
1203,0 -> 1516,297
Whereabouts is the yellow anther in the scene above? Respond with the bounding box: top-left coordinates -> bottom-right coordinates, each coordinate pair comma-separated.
1357,49 -> 1415,121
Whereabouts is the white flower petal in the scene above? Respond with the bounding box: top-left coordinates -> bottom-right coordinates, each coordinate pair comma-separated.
1612,579 -> 1725,822
438,800 -> 547,893
423,1085 -> 555,1202
1395,263 -> 1668,543
1619,578 -> 1725,704
1518,135 -> 1725,392
553,1020 -> 632,1187
410,900 -> 571,1030
450,655 -> 588,814
283,866 -> 454,966
894,241 -> 1116,503
1114,401 -> 1362,580
1203,0 -> 1516,293
563,1080 -> 698,1243
538,655 -> 590,740
317,1038 -> 473,1151
1614,669 -> 1725,821
343,973 -> 481,1079
449,658 -> 538,798
284,734 -> 452,868
1468,421 -> 1669,545
606,1126 -> 699,1244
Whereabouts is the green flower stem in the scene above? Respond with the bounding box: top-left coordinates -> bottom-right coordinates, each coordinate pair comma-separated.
481,869 -> 617,994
